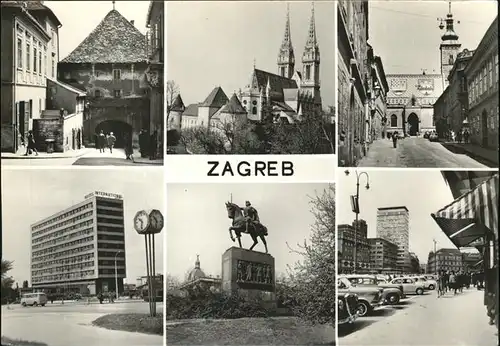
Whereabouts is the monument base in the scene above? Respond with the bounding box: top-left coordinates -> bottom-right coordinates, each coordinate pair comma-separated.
221,247 -> 276,306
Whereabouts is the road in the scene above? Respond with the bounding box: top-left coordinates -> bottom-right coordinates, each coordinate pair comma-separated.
357,137 -> 487,168
0,148 -> 155,166
339,289 -> 497,346
1,300 -> 163,346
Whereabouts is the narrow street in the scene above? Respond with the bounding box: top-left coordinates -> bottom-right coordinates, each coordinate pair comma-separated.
1,148 -> 162,166
357,137 -> 487,168
339,289 -> 497,346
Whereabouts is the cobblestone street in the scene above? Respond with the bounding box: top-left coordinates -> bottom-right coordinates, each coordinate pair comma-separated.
357,137 -> 487,168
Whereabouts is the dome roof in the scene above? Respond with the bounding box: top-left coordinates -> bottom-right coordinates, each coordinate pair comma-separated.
187,255 -> 206,281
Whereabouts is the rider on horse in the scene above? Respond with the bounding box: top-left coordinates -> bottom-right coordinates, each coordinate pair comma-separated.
242,201 -> 264,235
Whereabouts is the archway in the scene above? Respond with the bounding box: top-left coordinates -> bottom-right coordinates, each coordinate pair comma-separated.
407,113 -> 419,136
95,120 -> 132,148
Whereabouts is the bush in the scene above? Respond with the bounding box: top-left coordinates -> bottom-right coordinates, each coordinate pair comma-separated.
166,291 -> 269,320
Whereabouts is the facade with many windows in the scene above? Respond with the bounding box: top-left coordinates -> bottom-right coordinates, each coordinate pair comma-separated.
464,16 -> 498,150
31,192 -> 126,296
427,248 -> 463,274
1,1 -> 61,152
368,237 -> 399,274
338,220 -> 371,274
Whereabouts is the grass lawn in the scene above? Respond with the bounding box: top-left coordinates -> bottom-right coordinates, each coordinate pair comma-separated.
166,317 -> 335,345
92,313 -> 163,335
1,336 -> 47,346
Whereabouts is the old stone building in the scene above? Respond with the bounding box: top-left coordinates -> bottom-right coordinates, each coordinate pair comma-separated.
464,16 -> 498,150
1,1 -> 61,152
57,7 -> 149,148
367,45 -> 389,141
145,1 -> 164,158
170,5 -> 322,131
337,0 -> 369,166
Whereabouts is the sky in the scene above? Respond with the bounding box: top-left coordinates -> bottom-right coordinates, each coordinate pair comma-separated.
1,168 -> 164,285
369,1 -> 498,74
167,1 -> 336,108
337,170 -> 462,264
166,183 -> 330,281
45,1 -> 149,60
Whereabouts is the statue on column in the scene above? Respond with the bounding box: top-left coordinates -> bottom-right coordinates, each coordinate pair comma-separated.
225,201 -> 269,253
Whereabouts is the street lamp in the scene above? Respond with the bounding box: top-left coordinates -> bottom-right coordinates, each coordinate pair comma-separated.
433,239 -> 437,275
345,170 -> 370,274
115,250 -> 123,300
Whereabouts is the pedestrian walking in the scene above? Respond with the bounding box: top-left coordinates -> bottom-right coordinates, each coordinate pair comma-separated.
463,129 -> 470,144
449,271 -> 457,295
124,132 -> 133,160
107,132 -> 116,153
437,270 -> 446,297
98,130 -> 106,153
24,130 -> 39,156
392,131 -> 398,148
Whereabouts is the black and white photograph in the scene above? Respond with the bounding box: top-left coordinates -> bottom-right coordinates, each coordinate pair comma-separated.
166,183 -> 336,345
337,169 -> 498,345
1,169 -> 164,346
166,1 -> 336,155
0,1 -> 164,166
338,1 -> 498,168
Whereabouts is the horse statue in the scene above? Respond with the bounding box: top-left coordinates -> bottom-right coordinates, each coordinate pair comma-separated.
225,201 -> 268,253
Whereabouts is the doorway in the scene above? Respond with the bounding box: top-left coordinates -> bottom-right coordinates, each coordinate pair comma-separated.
95,120 -> 133,148
481,110 -> 488,147
408,113 -> 419,136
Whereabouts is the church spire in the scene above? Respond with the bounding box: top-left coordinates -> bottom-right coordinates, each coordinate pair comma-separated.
195,254 -> 200,269
440,1 -> 459,42
305,2 -> 318,49
277,2 -> 295,79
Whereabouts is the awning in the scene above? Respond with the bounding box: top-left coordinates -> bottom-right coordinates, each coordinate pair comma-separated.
431,174 -> 498,248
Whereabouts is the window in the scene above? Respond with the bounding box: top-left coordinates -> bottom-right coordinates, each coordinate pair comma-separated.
94,90 -> 101,98
112,69 -> 121,80
280,66 -> 285,77
26,42 -> 31,71
305,65 -> 311,80
38,44 -> 42,74
43,47 -> 47,76
448,54 -> 454,65
252,106 -> 257,115
33,45 -> 37,73
495,54 -> 498,82
113,89 -> 122,98
17,38 -> 23,69
51,30 -> 56,48
52,59 -> 55,77
489,59 -> 493,87
390,114 -> 398,127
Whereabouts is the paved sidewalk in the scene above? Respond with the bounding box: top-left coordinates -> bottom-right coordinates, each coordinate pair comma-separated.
1,148 -> 92,159
440,141 -> 498,167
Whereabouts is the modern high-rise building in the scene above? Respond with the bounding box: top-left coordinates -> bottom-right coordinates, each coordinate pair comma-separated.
338,220 -> 371,274
376,206 -> 411,273
31,191 -> 126,295
368,237 -> 399,274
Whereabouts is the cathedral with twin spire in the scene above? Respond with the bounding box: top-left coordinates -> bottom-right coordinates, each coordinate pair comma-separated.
169,3 -> 322,131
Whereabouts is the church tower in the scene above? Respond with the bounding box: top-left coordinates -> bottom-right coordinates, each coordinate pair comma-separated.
277,4 -> 295,79
301,3 -> 321,108
439,1 -> 461,88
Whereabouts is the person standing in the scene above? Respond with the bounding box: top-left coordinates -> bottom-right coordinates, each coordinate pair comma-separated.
463,129 -> 470,144
392,131 -> 398,148
24,130 -> 39,156
107,132 -> 116,153
449,271 -> 457,295
98,130 -> 106,153
124,132 -> 133,160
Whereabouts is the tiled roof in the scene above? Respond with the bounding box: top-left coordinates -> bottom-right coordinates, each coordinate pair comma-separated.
251,69 -> 298,96
386,74 -> 444,99
272,101 -> 296,113
219,94 -> 247,114
201,87 -> 228,108
47,77 -> 86,96
183,103 -> 200,117
170,94 -> 185,112
60,9 -> 147,64
283,88 -> 298,101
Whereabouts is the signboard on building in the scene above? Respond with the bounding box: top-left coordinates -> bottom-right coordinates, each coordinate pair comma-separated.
85,191 -> 123,200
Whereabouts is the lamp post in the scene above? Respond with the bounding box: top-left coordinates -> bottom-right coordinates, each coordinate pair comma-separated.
115,250 -> 123,300
345,170 -> 370,274
433,239 -> 437,274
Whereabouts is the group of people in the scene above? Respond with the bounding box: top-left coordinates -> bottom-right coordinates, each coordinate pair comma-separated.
449,128 -> 470,144
437,270 -> 483,297
96,130 -> 116,154
139,129 -> 159,160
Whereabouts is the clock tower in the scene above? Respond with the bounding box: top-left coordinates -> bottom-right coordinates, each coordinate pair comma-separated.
439,1 -> 461,89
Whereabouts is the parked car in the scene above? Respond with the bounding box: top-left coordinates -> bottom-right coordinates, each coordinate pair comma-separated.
429,132 -> 439,142
423,131 -> 430,139
338,277 -> 384,317
390,277 -> 426,295
21,292 -> 47,307
342,274 -> 405,305
338,292 -> 359,326
424,274 -> 438,281
415,276 -> 437,290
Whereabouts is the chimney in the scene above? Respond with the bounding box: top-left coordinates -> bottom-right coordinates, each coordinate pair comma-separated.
130,20 -> 135,26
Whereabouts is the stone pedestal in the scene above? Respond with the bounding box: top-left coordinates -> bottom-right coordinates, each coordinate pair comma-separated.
221,247 -> 276,303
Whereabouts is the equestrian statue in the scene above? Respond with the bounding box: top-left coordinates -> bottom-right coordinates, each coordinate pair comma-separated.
225,201 -> 268,253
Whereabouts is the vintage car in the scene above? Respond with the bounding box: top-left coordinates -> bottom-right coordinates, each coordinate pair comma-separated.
338,277 -> 384,317
338,292 -> 359,326
415,276 -> 437,290
342,274 -> 405,305
390,277 -> 426,295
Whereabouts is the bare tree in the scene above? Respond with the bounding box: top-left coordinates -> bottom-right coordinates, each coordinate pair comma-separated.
166,80 -> 180,126
166,274 -> 181,290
